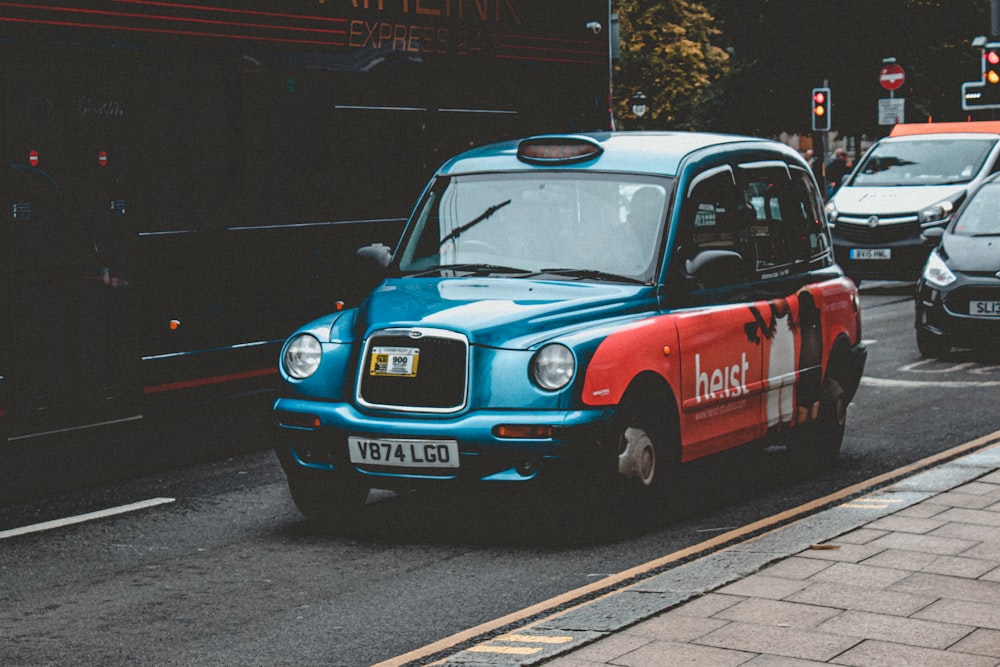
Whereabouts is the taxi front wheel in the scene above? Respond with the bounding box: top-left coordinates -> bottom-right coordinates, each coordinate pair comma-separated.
286,469 -> 370,528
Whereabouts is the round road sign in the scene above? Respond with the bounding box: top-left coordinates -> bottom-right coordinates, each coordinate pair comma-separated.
880,63 -> 905,90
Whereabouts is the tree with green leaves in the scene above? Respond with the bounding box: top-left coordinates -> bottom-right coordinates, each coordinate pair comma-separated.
614,0 -> 730,129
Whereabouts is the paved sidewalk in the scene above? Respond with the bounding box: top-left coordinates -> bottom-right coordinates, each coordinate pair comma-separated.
440,442 -> 1000,666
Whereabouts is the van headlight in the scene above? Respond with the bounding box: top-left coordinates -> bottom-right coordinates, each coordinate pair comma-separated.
922,250 -> 956,288
531,344 -> 575,390
282,334 -> 322,379
824,201 -> 839,225
918,197 -> 960,227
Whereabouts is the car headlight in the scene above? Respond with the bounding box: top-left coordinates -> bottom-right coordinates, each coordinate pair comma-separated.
282,334 -> 322,379
918,197 -> 959,226
530,344 -> 575,391
922,250 -> 956,288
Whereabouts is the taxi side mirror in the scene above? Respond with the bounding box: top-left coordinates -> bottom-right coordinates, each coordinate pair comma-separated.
357,243 -> 393,269
685,249 -> 744,288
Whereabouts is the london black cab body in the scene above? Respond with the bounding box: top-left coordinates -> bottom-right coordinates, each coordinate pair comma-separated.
274,132 -> 868,522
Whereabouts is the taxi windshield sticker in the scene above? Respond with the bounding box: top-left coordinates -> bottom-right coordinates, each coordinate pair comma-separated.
370,346 -> 420,377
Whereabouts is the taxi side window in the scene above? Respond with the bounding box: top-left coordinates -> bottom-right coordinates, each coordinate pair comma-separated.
736,162 -> 833,276
676,166 -> 740,279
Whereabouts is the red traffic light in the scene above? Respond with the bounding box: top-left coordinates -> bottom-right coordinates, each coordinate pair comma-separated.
812,90 -> 826,105
987,49 -> 1000,66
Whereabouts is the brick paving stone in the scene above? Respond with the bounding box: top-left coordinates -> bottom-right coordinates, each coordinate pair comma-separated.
913,598 -> 1000,631
740,656 -> 829,666
810,561 -> 911,589
950,628 -> 1000,658
928,488 -> 1000,510
921,554 -> 999,578
607,639 -> 756,667
624,614 -> 729,642
935,506 -> 1000,527
964,541 -> 1000,560
867,515 -> 947,534
717,576 -> 810,601
896,502 -> 949,519
865,531 -> 978,556
757,557 -> 832,581
542,658 -> 606,667
834,528 -> 889,544
786,581 -> 935,616
834,639 -> 997,667
860,548 -> 940,571
795,543 -> 884,563
713,598 -> 841,629
549,633 -> 653,664
670,593 -> 745,618
931,521 -> 1000,544
889,571 -> 1000,603
815,609 -> 973,649
694,621 -> 859,662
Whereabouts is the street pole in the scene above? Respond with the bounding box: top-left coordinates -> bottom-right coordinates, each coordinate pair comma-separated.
993,0 -> 1000,38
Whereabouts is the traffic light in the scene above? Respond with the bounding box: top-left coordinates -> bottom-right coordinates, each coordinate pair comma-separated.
963,42 -> 1000,110
811,87 -> 831,131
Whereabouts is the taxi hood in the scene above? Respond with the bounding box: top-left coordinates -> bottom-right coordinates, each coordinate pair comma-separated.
352,277 -> 654,349
831,184 -> 966,216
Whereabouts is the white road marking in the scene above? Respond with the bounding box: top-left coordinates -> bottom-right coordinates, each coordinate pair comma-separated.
862,376 -> 1000,389
0,497 -> 176,540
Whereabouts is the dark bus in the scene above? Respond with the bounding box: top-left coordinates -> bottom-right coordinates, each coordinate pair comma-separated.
0,1 -> 611,449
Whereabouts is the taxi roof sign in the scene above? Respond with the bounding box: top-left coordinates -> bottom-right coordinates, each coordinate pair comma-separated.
516,136 -> 603,164
890,120 -> 1000,136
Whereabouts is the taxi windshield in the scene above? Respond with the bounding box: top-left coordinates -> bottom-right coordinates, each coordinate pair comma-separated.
851,138 -> 996,187
396,172 -> 672,284
952,182 -> 1000,236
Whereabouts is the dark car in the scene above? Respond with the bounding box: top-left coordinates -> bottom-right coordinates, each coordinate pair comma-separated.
915,173 -> 1000,358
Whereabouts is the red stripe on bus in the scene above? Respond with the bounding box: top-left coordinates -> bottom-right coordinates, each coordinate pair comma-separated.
144,368 -> 278,395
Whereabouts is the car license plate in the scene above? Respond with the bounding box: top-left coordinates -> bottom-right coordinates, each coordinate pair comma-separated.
369,346 -> 419,377
348,436 -> 460,468
970,300 -> 1000,316
850,248 -> 892,260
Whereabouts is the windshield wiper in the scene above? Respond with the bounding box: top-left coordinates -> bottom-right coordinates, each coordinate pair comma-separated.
439,199 -> 512,246
538,268 -> 646,284
405,263 -> 533,277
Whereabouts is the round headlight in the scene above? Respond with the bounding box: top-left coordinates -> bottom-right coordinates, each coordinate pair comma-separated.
283,334 -> 322,379
531,344 -> 575,391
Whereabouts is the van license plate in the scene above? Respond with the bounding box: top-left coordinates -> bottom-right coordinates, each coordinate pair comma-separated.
970,300 -> 1000,316
850,248 -> 891,260
348,437 -> 460,468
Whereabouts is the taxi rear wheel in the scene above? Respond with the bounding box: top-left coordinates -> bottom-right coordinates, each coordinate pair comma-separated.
801,378 -> 846,468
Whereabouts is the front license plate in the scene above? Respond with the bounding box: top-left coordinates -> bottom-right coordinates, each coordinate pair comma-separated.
369,346 -> 419,377
348,437 -> 460,468
850,248 -> 892,260
970,300 -> 1000,316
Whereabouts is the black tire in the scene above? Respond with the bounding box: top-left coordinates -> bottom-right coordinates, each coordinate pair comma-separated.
799,378 -> 846,468
916,329 -> 951,359
285,470 -> 369,528
611,390 -> 681,512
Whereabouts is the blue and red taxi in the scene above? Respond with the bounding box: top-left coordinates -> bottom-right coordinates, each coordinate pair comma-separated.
273,132 -> 867,521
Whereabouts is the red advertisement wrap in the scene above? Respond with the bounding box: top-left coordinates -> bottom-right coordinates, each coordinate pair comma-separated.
583,278 -> 860,463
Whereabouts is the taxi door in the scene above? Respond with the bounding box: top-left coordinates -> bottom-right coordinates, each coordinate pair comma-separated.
668,164 -> 768,461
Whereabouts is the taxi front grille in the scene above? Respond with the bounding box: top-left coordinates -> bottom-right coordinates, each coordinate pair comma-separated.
835,218 -> 921,244
357,329 -> 469,413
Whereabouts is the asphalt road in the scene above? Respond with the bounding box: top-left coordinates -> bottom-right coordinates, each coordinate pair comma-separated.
2,281 -> 999,666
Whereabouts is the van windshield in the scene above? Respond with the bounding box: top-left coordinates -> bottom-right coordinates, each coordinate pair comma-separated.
851,138 -> 997,187
396,172 -> 673,284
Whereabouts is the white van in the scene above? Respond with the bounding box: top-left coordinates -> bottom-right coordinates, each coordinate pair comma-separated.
826,121 -> 1000,283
